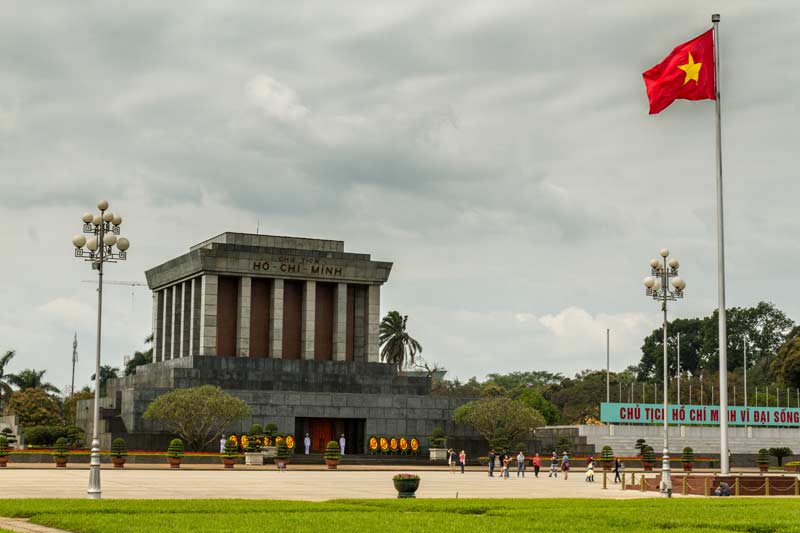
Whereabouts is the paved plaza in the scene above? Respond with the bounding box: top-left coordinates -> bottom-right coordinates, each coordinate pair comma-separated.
0,466 -> 660,500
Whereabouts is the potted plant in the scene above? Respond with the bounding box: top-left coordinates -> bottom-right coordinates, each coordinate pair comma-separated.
428,427 -> 447,461
262,423 -> 278,459
785,461 -> 800,473
221,437 -> 238,469
600,445 -> 614,471
167,438 -> 184,468
111,438 -> 128,468
53,437 -> 69,468
768,447 -> 793,468
245,424 -> 264,466
392,473 -> 420,498
0,435 -> 9,467
274,441 -> 290,471
641,445 -> 655,471
680,446 -> 695,472
757,448 -> 770,473
324,440 -> 341,469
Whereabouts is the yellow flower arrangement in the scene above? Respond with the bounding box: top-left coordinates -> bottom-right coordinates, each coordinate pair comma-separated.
241,435 -> 249,449
229,435 -> 239,447
285,435 -> 295,449
410,438 -> 419,452
390,438 -> 399,452
399,437 -> 409,451
369,437 -> 378,451
379,437 -> 389,452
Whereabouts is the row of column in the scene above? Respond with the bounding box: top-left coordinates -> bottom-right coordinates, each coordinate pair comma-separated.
152,275 -> 380,362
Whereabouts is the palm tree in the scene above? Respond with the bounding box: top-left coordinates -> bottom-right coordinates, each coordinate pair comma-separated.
379,311 -> 423,371
0,351 -> 16,406
91,365 -> 119,392
7,368 -> 60,394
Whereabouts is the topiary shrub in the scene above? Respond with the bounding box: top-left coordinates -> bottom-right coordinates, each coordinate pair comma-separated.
635,439 -> 647,456
757,448 -> 770,470
264,423 -> 278,439
110,438 -> 128,458
641,445 -> 656,469
324,440 -> 341,461
600,445 -> 614,462
249,423 -> 263,436
429,427 -> 446,448
52,437 -> 69,457
167,438 -> 184,459
681,446 -> 695,463
768,447 -> 793,467
0,435 -> 9,466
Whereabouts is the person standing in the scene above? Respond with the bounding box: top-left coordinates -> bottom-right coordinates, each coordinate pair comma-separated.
459,449 -> 466,474
502,455 -> 510,479
516,451 -> 525,478
561,451 -> 570,480
304,433 -> 311,455
585,458 -> 594,482
488,449 -> 496,477
548,450 -> 558,478
613,458 -> 622,483
533,453 -> 541,478
448,448 -> 457,473
219,435 -> 227,454
339,434 -> 346,455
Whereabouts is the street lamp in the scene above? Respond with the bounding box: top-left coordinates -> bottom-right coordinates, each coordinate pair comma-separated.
643,248 -> 685,498
72,199 -> 130,499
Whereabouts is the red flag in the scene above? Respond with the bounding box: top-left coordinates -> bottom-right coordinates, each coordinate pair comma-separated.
643,29 -> 715,114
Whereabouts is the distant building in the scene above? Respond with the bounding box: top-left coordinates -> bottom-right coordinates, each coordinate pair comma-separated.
78,233 -> 476,452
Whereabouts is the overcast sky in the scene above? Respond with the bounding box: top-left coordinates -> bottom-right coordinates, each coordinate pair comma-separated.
1,1 -> 798,390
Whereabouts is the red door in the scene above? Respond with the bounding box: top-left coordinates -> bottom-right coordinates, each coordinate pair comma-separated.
309,419 -> 334,452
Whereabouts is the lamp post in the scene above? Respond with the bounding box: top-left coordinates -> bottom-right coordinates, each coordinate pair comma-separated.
71,200 -> 130,499
643,248 -> 686,498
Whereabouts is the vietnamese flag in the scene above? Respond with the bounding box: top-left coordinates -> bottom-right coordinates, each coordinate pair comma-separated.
643,29 -> 715,114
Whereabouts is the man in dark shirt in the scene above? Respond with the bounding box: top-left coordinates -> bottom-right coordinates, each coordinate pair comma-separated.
488,450 -> 496,477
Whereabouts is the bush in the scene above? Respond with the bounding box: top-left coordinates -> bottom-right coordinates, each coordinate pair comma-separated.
264,423 -> 278,438
249,424 -> 263,436
276,441 -> 290,461
429,427 -> 446,448
757,448 -> 770,465
167,439 -> 184,459
635,439 -> 647,456
110,438 -> 127,458
222,437 -> 238,458
52,437 -> 69,457
642,445 -> 656,463
768,447 -> 793,467
681,447 -> 695,463
0,435 -> 9,456
600,445 -> 614,463
324,440 -> 341,461
23,426 -> 84,447
3,389 -> 62,427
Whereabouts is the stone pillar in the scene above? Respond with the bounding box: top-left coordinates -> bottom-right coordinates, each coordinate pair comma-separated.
163,287 -> 173,360
238,277 -> 252,357
353,287 -> 366,361
181,280 -> 191,357
152,291 -> 162,362
302,281 -> 316,360
269,279 -> 284,358
171,284 -> 181,358
188,278 -> 196,357
366,284 -> 380,362
333,283 -> 347,361
199,274 -> 218,356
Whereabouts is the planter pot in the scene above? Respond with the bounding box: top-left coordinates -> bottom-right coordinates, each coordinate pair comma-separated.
54,456 -> 68,468
429,448 -> 447,462
168,457 -> 182,469
0,456 -> 8,468
222,457 -> 236,469
262,446 -> 277,459
273,458 -> 288,470
601,462 -> 612,472
245,452 -> 263,466
642,462 -> 654,471
112,457 -> 126,468
681,462 -> 693,472
325,459 -> 340,470
758,463 -> 769,472
393,478 -> 420,499
786,465 -> 800,473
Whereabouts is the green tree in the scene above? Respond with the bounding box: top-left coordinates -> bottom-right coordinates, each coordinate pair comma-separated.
90,365 -> 119,395
484,371 -> 565,391
453,396 -> 545,449
7,368 -> 60,394
143,385 -> 250,451
124,335 -> 154,376
0,350 -> 15,407
379,311 -> 423,371
63,390 -> 95,425
770,331 -> 800,388
516,388 -> 560,425
2,388 -> 62,427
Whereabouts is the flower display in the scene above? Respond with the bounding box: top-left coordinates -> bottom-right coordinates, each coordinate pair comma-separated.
392,473 -> 420,480
240,435 -> 249,449
399,437 -> 409,452
285,435 -> 295,449
369,437 -> 378,452
229,435 -> 239,447
263,436 -> 271,447
390,438 -> 399,451
379,437 -> 389,452
275,436 -> 284,447
410,438 -> 419,452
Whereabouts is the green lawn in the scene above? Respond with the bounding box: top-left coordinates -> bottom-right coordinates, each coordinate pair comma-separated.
0,499 -> 798,532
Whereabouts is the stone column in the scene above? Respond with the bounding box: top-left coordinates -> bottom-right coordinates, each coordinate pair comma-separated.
163,287 -> 173,360
238,277 -> 252,357
188,278 -> 196,357
302,281 -> 316,360
353,287 -> 366,361
181,280 -> 191,357
332,283 -> 347,361
366,284 -> 380,362
171,284 -> 181,358
152,291 -> 162,362
269,279 -> 284,358
199,274 -> 218,356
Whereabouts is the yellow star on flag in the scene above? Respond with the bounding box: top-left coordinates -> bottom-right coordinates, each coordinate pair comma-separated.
677,52 -> 702,85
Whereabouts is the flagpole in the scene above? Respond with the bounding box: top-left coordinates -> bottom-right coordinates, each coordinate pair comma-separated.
711,13 -> 730,475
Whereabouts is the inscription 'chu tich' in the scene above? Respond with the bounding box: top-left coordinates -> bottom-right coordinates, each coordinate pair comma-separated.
252,261 -> 343,277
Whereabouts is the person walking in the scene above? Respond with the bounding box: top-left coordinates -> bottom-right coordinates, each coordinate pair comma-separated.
613,458 -> 622,483
459,449 -> 466,474
488,449 -> 496,477
516,451 -> 525,478
585,458 -> 594,482
303,433 -> 311,455
533,453 -> 541,478
448,448 -> 456,473
548,450 -> 558,478
561,452 -> 570,480
502,455 -> 510,479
